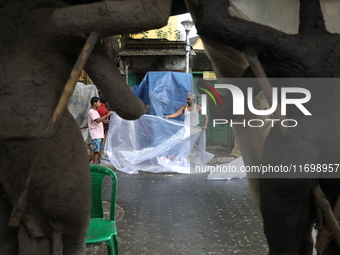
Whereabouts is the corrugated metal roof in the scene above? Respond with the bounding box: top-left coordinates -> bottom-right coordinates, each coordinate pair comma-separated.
119,49 -> 186,56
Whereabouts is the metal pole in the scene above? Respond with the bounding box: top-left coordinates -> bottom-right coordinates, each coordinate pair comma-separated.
185,30 -> 190,73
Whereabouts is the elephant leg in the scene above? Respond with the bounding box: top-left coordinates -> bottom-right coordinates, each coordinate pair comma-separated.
260,178 -> 316,255
18,225 -> 53,255
313,185 -> 340,253
0,184 -> 18,255
0,112 -> 90,255
317,179 -> 340,255
27,113 -> 91,255
260,125 -> 318,255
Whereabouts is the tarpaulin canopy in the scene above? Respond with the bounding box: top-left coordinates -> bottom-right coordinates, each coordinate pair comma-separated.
132,71 -> 193,121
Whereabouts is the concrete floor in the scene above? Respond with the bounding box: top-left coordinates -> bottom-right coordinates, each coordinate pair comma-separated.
86,165 -> 269,255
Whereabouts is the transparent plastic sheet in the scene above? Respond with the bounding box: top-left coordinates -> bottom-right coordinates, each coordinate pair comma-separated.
104,114 -> 214,174
67,82 -> 99,141
207,157 -> 246,181
132,71 -> 194,121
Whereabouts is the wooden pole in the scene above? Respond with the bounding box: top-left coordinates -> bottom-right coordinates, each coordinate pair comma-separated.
52,32 -> 98,123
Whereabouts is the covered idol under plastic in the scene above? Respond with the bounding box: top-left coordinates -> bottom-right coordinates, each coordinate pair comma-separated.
68,82 -> 99,141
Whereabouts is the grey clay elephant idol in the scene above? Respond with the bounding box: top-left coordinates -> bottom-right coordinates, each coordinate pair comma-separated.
187,0 -> 340,254
0,0 -> 171,254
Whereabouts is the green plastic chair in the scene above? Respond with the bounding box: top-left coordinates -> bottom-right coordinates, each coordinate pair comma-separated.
86,164 -> 119,255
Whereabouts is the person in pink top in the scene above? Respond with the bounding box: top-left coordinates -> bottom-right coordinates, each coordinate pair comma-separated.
88,97 -> 112,164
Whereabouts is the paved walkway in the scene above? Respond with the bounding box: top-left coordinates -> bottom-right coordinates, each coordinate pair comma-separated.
86,164 -> 268,255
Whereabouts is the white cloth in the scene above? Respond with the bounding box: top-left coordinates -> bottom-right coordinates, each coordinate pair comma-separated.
184,104 -> 199,126
67,82 -> 99,141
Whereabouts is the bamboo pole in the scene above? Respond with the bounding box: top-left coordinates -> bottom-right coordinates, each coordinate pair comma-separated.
52,32 -> 98,123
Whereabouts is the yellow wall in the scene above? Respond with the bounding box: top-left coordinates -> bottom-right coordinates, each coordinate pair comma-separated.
192,37 -> 204,50
131,16 -> 182,41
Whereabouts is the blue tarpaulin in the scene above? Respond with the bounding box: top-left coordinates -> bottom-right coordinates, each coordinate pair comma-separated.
132,71 -> 194,121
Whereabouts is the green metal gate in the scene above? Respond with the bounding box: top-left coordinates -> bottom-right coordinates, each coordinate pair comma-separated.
192,72 -> 231,147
